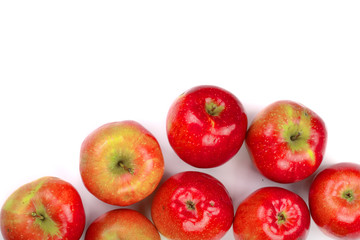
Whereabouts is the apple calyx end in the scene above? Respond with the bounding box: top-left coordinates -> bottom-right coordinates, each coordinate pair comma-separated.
185,200 -> 196,211
342,189 -> 355,203
277,211 -> 287,225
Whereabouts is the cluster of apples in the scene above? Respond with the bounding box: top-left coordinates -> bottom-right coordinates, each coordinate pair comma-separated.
1,85 -> 359,240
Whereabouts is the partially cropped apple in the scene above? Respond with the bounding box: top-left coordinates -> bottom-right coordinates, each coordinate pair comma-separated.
309,162 -> 360,239
0,176 -> 85,240
246,100 -> 327,183
85,208 -> 160,240
233,187 -> 310,240
80,120 -> 164,206
166,85 -> 248,168
151,171 -> 234,240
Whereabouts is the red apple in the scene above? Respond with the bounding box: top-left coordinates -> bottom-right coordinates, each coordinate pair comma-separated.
166,85 -> 248,168
309,162 -> 360,239
233,187 -> 310,240
80,120 -> 164,206
85,208 -> 160,240
0,176 -> 85,240
246,100 -> 327,183
151,171 -> 234,240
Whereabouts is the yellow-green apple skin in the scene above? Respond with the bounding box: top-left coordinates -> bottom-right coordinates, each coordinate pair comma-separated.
80,120 -> 164,206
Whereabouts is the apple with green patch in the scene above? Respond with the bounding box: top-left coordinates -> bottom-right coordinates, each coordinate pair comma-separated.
246,100 -> 327,183
166,85 -> 248,168
151,171 -> 234,240
233,187 -> 311,240
309,162 -> 360,239
80,120 -> 164,206
85,208 -> 160,240
1,176 -> 85,240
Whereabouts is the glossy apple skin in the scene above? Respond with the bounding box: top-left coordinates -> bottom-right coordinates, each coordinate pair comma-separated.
233,187 -> 310,240
166,85 -> 248,168
309,162 -> 360,239
85,208 -> 160,240
151,171 -> 234,240
246,100 -> 327,183
80,120 -> 164,206
1,176 -> 85,240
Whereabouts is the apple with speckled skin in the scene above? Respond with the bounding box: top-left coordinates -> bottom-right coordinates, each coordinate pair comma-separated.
0,176 -> 85,240
233,187 -> 310,240
246,100 -> 327,183
80,120 -> 164,206
85,208 -> 160,240
309,162 -> 360,239
166,85 -> 248,168
151,171 -> 234,240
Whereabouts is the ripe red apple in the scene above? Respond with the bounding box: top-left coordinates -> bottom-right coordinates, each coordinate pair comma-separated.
80,120 -> 164,206
309,162 -> 360,239
233,187 -> 310,240
0,176 -> 85,240
85,208 -> 160,240
151,171 -> 234,240
166,85 -> 248,168
246,100 -> 327,183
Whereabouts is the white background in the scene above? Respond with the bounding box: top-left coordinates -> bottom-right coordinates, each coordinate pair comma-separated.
1,1 -> 359,239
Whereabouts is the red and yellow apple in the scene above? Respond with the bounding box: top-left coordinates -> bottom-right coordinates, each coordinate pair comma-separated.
80,120 -> 164,206
0,176 -> 86,240
246,100 -> 327,183
233,187 -> 310,240
85,208 -> 160,240
309,162 -> 360,239
166,85 -> 248,168
151,171 -> 234,240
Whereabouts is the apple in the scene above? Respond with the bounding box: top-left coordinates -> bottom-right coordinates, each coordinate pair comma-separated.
246,100 -> 327,183
0,176 -> 85,240
85,208 -> 160,240
309,162 -> 360,239
151,171 -> 234,240
233,186 -> 310,240
166,85 -> 248,168
80,120 -> 164,206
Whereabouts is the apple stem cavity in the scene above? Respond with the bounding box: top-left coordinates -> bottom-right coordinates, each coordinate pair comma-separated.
290,131 -> 301,141
31,212 -> 45,221
205,100 -> 224,117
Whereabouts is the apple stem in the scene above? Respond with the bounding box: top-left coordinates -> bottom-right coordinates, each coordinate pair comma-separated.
290,132 -> 301,141
31,212 -> 45,221
117,161 -> 134,174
